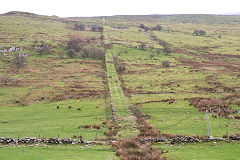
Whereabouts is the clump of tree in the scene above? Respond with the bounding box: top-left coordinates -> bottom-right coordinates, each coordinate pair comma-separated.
12,53 -> 28,70
81,47 -> 105,60
91,25 -> 104,32
162,60 -> 170,68
140,24 -> 163,32
74,23 -> 85,31
139,24 -> 150,32
65,37 -> 105,60
193,30 -> 206,36
65,38 -> 83,58
152,24 -> 163,31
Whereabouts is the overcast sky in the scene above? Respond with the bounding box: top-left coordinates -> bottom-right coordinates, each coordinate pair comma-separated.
0,0 -> 239,17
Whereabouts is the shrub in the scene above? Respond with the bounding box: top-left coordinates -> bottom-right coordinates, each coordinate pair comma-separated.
115,64 -> 126,73
0,74 -> 14,85
153,24 -> 163,31
37,41 -> 50,55
149,54 -> 155,59
162,60 -> 170,68
81,47 -> 105,60
97,26 -> 104,32
66,38 -> 83,52
66,48 -> 78,58
157,48 -> 161,55
100,34 -> 104,45
12,53 -> 27,70
193,30 -> 206,36
158,40 -> 168,47
65,38 -> 84,58
139,24 -> 145,29
74,23 -> 85,30
91,25 -> 104,32
163,45 -> 171,55
138,43 -> 146,50
139,24 -> 150,32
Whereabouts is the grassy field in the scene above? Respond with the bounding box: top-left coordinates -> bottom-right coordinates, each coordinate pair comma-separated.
142,100 -> 240,137
0,145 -> 118,160
156,141 -> 240,160
0,12 -> 240,159
0,99 -> 109,140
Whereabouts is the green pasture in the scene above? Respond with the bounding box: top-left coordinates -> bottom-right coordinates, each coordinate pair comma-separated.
156,141 -> 240,160
0,99 -> 109,140
0,144 -> 118,160
141,100 -> 240,137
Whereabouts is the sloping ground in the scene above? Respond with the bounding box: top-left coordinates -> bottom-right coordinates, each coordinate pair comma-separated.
105,49 -> 138,138
1,12 -> 240,160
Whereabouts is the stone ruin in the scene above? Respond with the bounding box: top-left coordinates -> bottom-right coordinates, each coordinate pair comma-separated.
0,47 -> 23,53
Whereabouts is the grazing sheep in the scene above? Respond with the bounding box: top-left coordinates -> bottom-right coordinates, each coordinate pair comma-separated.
56,106 -> 60,109
69,106 -> 72,109
77,107 -> 81,110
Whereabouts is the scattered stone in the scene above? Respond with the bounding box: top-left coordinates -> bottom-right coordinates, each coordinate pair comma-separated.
0,47 -> 23,53
69,106 -> 72,109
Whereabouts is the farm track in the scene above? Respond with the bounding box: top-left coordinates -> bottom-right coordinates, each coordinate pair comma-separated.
105,48 -> 168,159
105,50 -> 139,138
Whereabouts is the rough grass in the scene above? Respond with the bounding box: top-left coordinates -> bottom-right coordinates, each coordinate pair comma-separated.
0,56 -> 107,106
